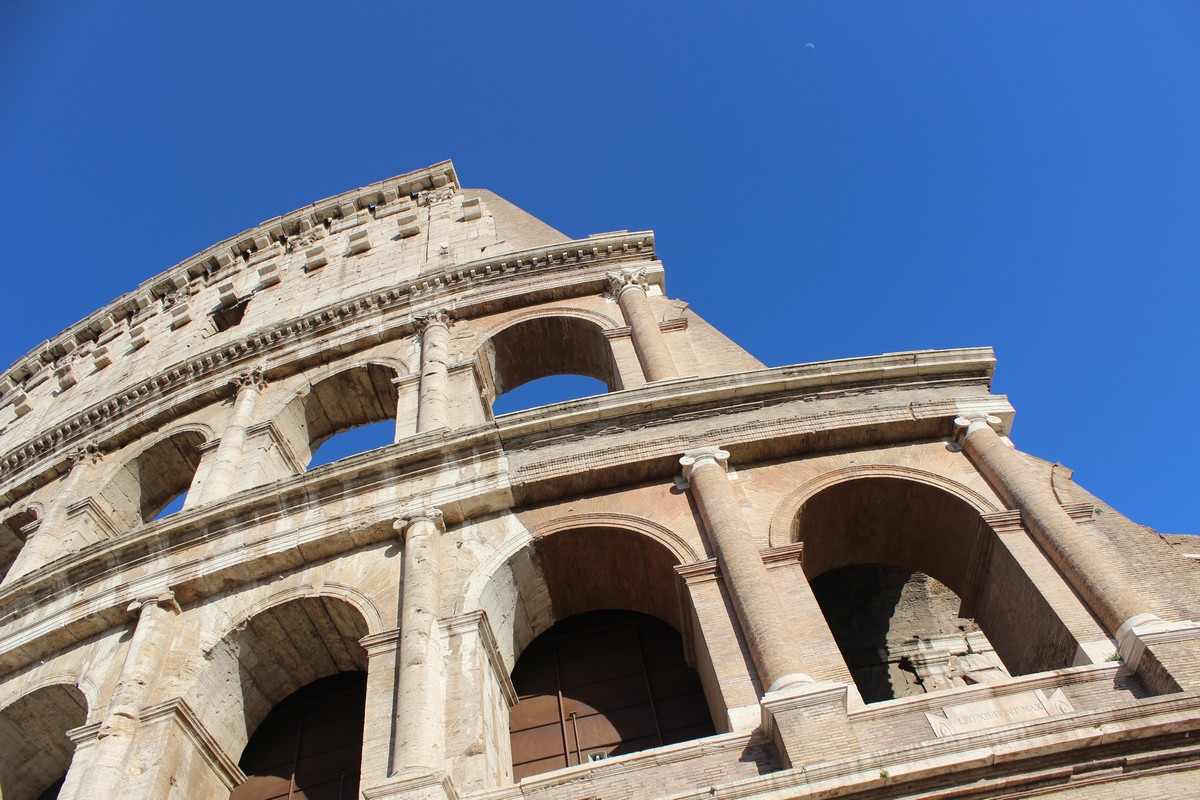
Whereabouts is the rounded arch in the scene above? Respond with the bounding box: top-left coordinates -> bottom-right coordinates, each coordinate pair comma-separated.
226,580 -> 386,638
464,521 -> 695,671
270,361 -> 403,469
188,592 -> 372,768
769,464 -> 1000,547
474,309 -> 623,406
93,425 -> 212,528
0,681 -> 88,800
1,503 -> 42,582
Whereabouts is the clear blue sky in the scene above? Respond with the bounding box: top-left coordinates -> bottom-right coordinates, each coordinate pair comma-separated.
2,2 -> 1197,533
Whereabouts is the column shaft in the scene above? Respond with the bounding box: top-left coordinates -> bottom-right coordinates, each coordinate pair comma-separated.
682,449 -> 810,692
416,313 -> 451,432
393,511 -> 446,772
191,370 -> 264,506
2,445 -> 98,585
958,417 -> 1145,634
610,269 -> 677,382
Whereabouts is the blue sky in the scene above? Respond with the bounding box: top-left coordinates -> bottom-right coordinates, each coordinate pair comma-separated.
2,2 -> 1197,532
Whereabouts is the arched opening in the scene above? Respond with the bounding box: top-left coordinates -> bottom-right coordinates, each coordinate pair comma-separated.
510,610 -> 714,780
280,364 -> 399,469
95,430 -> 206,530
795,477 -> 1080,702
475,526 -> 718,781
492,374 -> 608,415
231,672 -> 366,800
479,317 -> 620,413
0,508 -> 39,581
188,596 -> 370,799
0,683 -> 88,800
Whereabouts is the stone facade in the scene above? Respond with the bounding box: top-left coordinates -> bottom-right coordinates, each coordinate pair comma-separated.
0,161 -> 1197,800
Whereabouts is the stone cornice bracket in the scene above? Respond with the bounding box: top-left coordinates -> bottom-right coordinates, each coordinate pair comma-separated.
953,413 -> 1002,446
413,309 -> 453,334
393,508 -> 446,537
231,365 -> 268,391
606,266 -> 649,298
127,590 -> 181,617
679,446 -> 730,482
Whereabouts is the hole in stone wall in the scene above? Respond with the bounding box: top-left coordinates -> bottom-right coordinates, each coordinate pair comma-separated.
150,492 -> 187,521
212,299 -> 250,332
308,420 -> 395,469
0,508 -> 38,582
492,374 -> 608,415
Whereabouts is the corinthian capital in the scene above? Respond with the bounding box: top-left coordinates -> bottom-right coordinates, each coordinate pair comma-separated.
414,309 -> 453,333
127,590 -> 181,617
232,365 -> 268,391
606,267 -> 648,297
68,442 -> 103,466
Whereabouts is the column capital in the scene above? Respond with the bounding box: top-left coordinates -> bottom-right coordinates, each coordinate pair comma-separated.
231,365 -> 268,392
953,413 -> 1003,443
68,442 -> 103,466
127,590 -> 181,617
394,508 -> 446,537
606,266 -> 649,298
680,446 -> 731,481
414,309 -> 453,333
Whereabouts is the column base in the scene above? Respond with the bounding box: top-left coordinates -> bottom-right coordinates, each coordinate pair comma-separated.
760,681 -> 858,769
362,770 -> 458,800
1117,615 -> 1200,694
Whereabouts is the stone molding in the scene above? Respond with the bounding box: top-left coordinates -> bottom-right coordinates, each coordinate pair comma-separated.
0,232 -> 655,490
362,770 -> 458,800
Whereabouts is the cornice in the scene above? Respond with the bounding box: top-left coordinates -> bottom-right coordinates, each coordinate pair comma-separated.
0,231 -> 656,494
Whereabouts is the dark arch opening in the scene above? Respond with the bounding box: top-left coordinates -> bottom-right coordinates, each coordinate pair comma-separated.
509,610 -> 714,781
137,431 -> 206,521
0,683 -> 88,800
230,672 -> 366,800
0,508 -> 39,582
796,477 -> 1082,699
302,364 -> 399,468
481,317 -> 620,412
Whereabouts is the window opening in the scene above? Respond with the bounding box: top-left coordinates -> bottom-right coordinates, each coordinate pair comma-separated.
212,298 -> 250,332
150,492 -> 187,521
308,420 -> 394,470
492,374 -> 608,415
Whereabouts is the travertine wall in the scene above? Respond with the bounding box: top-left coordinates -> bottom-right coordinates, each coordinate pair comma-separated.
0,162 -> 1197,800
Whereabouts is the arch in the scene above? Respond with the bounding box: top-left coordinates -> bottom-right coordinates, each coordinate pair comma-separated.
791,475 -> 1081,699
271,362 -> 402,469
188,594 -> 372,772
1,505 -> 40,582
92,426 -> 211,530
0,682 -> 88,800
474,310 -> 622,408
769,464 -> 1000,547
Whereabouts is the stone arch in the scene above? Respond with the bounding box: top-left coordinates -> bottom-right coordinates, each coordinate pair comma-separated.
789,474 -> 1081,700
0,503 -> 41,582
187,593 -> 372,774
0,681 -> 88,800
271,361 -> 402,469
473,309 -> 623,408
92,424 -> 212,530
769,464 -> 999,547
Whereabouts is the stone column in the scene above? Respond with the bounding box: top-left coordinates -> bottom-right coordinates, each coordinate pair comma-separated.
954,414 -> 1146,636
74,591 -> 180,797
415,311 -> 452,432
190,366 -> 267,506
392,509 -> 447,773
680,447 -> 811,692
2,443 -> 101,585
608,268 -> 677,382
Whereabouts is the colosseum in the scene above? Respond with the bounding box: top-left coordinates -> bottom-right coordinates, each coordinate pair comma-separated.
0,160 -> 1197,800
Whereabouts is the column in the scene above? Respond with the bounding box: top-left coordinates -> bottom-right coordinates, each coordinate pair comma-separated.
2,443 -> 101,585
74,591 -> 180,797
608,268 -> 678,382
680,447 -> 811,692
190,366 -> 267,506
415,311 -> 452,432
954,413 -> 1147,636
392,509 -> 447,773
